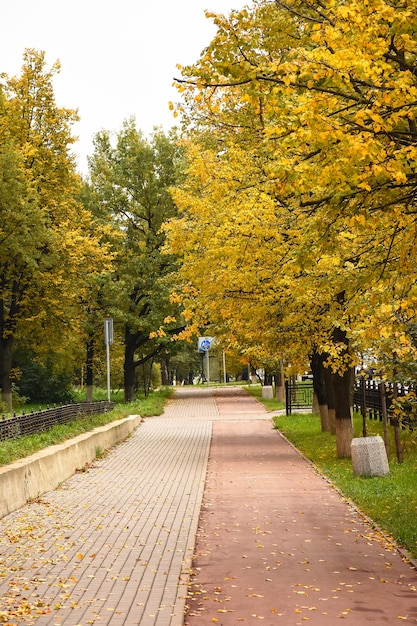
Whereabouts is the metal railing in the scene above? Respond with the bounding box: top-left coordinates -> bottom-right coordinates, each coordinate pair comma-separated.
353,379 -> 417,424
0,401 -> 115,441
285,380 -> 314,415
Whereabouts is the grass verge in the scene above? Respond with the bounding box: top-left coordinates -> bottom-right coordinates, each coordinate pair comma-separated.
245,384 -> 286,411
0,388 -> 173,466
272,410 -> 417,561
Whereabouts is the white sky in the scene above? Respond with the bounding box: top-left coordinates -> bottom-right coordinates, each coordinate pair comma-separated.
1,1 -> 248,174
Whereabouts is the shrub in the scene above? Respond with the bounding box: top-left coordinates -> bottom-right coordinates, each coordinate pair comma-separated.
17,359 -> 75,404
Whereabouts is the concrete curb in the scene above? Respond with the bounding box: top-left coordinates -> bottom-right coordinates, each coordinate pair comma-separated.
0,413 -> 143,520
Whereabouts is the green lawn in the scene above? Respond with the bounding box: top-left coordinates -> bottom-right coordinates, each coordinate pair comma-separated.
244,383 -> 286,411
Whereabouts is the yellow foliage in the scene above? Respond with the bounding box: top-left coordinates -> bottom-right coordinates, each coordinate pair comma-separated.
165,0 -> 417,374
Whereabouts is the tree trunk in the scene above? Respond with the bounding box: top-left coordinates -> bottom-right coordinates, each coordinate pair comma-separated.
335,411 -> 353,458
310,349 -> 329,431
334,367 -> 354,457
85,337 -> 94,403
332,327 -> 354,458
0,334 -> 14,411
276,360 -> 285,403
323,366 -> 336,435
124,328 -> 137,403
160,358 -> 170,386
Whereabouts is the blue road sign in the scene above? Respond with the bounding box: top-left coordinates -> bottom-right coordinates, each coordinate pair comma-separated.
198,337 -> 213,353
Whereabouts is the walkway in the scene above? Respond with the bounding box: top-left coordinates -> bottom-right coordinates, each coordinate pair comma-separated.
0,387 -> 415,625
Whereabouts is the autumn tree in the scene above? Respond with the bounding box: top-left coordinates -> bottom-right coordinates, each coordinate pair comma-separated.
0,50 -> 110,410
89,121 -> 185,402
166,0 -> 417,456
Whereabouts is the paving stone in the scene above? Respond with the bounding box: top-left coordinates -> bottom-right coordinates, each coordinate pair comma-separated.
0,415 -> 212,625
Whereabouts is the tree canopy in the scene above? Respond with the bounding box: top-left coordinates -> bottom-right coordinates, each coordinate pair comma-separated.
89,121 -> 186,401
165,0 -> 417,455
0,50 -> 111,409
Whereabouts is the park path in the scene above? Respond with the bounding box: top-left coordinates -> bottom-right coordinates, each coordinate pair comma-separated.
0,386 -> 415,625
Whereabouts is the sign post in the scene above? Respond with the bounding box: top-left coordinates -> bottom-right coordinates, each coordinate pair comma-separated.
104,318 -> 113,402
198,336 -> 214,384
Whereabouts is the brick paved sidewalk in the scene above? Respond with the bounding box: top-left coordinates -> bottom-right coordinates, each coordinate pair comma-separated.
0,399 -> 216,625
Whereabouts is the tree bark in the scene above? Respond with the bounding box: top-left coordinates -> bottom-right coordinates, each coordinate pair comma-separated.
323,366 -> 336,435
276,360 -> 285,403
391,378 -> 403,463
0,293 -> 21,411
310,349 -> 329,431
334,367 -> 354,457
160,358 -> 171,386
0,334 -> 14,411
124,329 -> 137,403
85,337 -> 94,403
332,326 -> 354,458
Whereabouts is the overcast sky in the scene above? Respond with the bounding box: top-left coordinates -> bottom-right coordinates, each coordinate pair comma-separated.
2,1 -> 247,174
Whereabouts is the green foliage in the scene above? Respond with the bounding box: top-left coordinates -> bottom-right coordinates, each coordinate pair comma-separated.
17,359 -> 75,404
89,121 -> 186,401
0,50 -> 110,410
72,387 -> 124,403
165,340 -> 204,384
273,411 -> 417,559
95,446 -> 106,459
135,362 -> 162,395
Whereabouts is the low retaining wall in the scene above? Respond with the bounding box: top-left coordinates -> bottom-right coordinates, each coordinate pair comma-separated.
0,414 -> 143,520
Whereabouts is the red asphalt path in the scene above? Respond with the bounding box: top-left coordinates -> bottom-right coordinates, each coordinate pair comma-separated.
181,391 -> 417,625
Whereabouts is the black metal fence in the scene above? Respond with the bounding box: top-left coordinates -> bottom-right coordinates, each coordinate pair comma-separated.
285,380 -> 314,415
285,378 -> 415,421
0,401 -> 115,441
353,379 -> 414,422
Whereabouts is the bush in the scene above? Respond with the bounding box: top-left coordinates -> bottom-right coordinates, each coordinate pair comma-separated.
390,391 -> 417,429
17,360 -> 75,404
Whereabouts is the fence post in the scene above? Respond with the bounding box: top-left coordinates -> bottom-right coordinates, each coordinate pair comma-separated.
285,380 -> 290,416
379,382 -> 389,458
392,382 -> 403,464
361,377 -> 367,436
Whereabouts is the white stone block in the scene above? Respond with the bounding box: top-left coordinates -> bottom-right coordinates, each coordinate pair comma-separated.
262,385 -> 274,400
351,435 -> 389,477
